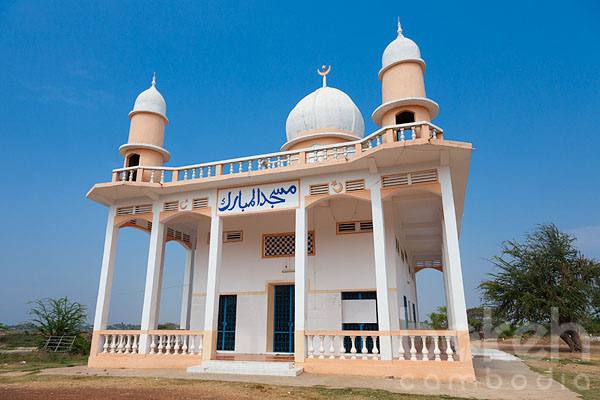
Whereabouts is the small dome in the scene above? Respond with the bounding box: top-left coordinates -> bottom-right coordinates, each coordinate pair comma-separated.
284,83 -> 364,149
380,20 -> 424,76
129,75 -> 167,121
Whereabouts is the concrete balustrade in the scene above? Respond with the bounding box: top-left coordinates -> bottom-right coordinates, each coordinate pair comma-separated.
305,330 -> 458,362
111,121 -> 443,185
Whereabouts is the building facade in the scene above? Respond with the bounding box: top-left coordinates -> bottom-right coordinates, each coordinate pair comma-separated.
87,20 -> 475,380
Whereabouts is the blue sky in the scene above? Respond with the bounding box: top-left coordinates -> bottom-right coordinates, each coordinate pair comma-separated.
0,1 -> 599,325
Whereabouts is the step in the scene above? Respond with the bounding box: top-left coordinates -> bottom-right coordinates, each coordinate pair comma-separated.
187,360 -> 303,376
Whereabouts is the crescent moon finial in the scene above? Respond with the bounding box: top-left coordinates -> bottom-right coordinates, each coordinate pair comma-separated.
317,65 -> 331,87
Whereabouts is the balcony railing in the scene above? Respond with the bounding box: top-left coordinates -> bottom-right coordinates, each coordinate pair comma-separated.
112,121 -> 443,184
305,329 -> 460,362
96,330 -> 204,356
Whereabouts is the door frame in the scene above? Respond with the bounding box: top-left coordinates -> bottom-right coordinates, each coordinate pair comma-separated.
265,280 -> 294,353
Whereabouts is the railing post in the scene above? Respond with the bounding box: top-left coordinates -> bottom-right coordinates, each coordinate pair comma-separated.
354,143 -> 362,155
215,164 -> 223,176
384,128 -> 395,143
135,168 -> 144,182
420,123 -> 430,140
171,170 -> 179,182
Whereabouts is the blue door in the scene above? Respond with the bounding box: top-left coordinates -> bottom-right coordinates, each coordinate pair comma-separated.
217,295 -> 236,351
273,285 -> 294,353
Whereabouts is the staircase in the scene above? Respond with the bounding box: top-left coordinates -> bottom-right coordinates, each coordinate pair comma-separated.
187,360 -> 303,376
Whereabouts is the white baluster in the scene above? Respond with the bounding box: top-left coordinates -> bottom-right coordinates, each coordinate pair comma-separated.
286,155 -> 291,166
157,335 -> 164,355
248,160 -> 253,171
128,171 -> 134,182
197,335 -> 203,355
397,335 -> 405,360
124,335 -> 132,354
120,172 -> 126,182
160,170 -> 165,184
199,167 -> 204,178
400,128 -> 405,141
175,335 -> 182,354
188,335 -> 196,355
191,169 -> 196,179
318,335 -> 325,359
411,129 -> 416,140
433,336 -> 441,361
432,128 -> 437,139
445,336 -> 454,362
328,336 -> 335,359
338,335 -> 346,360
409,336 -> 417,361
109,335 -> 117,353
371,336 -> 379,359
238,161 -> 243,172
361,336 -> 368,359
150,335 -> 157,354
350,336 -> 357,360
184,170 -> 188,180
307,335 -> 314,359
182,335 -> 189,355
102,335 -> 109,353
421,336 -> 429,361
132,335 -> 139,354
149,170 -> 155,183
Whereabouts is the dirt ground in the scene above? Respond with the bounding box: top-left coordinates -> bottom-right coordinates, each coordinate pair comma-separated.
0,374 -> 459,400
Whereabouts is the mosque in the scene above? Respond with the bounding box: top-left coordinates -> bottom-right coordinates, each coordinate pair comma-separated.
87,19 -> 475,380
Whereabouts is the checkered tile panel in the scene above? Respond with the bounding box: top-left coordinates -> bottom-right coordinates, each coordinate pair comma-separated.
263,232 -> 314,257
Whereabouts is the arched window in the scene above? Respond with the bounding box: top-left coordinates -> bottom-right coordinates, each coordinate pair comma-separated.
126,154 -> 140,181
127,153 -> 140,167
395,111 -> 415,125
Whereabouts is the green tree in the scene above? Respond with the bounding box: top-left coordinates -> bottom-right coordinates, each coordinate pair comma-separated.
427,306 -> 448,329
480,224 -> 600,352
29,297 -> 87,337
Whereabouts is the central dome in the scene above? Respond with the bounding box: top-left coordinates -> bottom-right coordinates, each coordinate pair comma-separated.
283,83 -> 365,150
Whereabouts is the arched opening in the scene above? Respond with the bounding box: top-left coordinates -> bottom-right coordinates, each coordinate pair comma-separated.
126,154 -> 140,181
395,111 -> 415,125
416,268 -> 446,328
127,153 -> 140,167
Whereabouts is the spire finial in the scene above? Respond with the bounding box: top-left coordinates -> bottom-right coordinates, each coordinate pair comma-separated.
151,72 -> 156,87
317,65 -> 331,88
397,16 -> 403,37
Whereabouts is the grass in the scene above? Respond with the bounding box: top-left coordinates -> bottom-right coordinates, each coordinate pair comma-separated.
0,332 -> 42,349
0,351 -> 87,373
524,357 -> 600,400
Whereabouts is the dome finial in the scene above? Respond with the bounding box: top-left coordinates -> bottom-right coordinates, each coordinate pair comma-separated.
397,16 -> 404,37
317,65 -> 331,88
151,72 -> 156,87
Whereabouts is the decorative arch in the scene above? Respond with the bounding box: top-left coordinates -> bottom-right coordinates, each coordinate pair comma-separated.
380,182 -> 441,201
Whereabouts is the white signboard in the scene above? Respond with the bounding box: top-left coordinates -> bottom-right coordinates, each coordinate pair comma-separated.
217,180 -> 299,215
342,299 -> 378,324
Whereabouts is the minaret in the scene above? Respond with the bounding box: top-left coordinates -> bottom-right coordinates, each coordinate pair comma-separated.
372,18 -> 439,136
119,74 -> 170,172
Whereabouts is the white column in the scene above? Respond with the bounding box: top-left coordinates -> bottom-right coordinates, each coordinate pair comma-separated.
294,206 -> 308,362
439,166 -> 469,331
139,203 -> 167,353
179,241 -> 196,329
93,206 -> 119,331
202,211 -> 223,359
370,181 -> 393,360
441,228 -> 456,329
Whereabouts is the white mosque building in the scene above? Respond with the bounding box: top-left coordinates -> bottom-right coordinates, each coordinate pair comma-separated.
87,19 -> 475,380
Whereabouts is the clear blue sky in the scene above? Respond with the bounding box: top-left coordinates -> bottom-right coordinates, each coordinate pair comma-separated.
1,1 -> 599,325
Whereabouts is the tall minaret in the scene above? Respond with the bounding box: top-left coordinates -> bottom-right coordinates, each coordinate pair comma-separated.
119,74 -> 170,170
372,18 -> 439,135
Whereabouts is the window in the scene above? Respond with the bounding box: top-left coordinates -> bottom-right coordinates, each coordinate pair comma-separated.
262,231 -> 315,258
403,296 -> 409,328
395,111 -> 415,125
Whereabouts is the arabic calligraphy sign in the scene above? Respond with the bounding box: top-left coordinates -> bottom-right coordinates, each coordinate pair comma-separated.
217,181 -> 300,215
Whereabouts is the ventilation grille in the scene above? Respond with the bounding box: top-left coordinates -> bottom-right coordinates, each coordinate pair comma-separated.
192,197 -> 208,209
117,204 -> 152,216
416,260 -> 442,268
309,183 -> 329,196
224,230 -> 243,243
381,169 -> 438,188
163,201 -> 178,212
345,179 -> 365,192
263,232 -> 314,257
167,227 -> 191,243
336,220 -> 373,234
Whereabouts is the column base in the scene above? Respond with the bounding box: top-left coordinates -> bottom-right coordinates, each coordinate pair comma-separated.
202,330 -> 217,360
294,330 -> 305,363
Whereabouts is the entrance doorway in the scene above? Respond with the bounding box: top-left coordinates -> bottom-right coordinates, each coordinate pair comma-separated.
273,285 -> 294,353
217,295 -> 237,351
